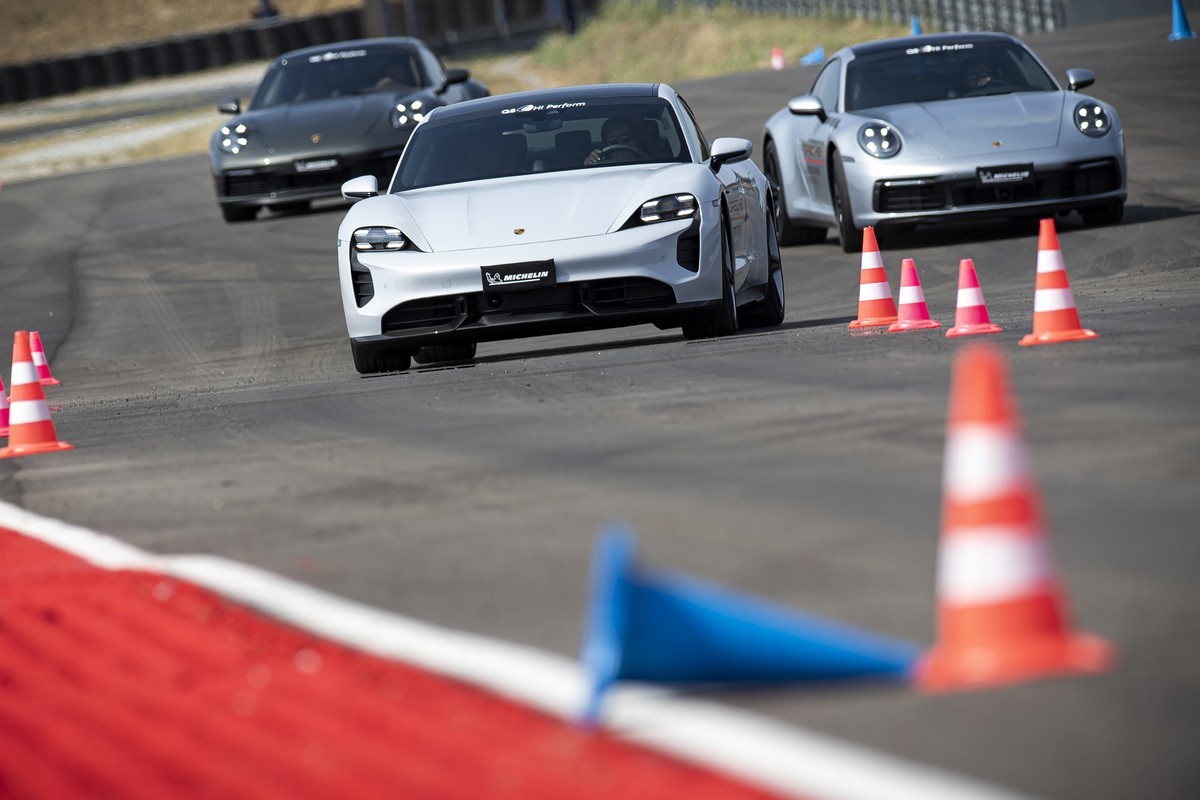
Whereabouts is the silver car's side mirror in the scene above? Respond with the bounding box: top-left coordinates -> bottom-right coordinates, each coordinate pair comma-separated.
787,95 -> 827,123
216,97 -> 241,114
709,137 -> 753,170
342,175 -> 379,201
1065,68 -> 1095,92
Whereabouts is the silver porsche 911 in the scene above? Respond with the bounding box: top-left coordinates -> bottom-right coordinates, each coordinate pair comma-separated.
763,32 -> 1127,252
336,83 -> 785,374
210,37 -> 489,223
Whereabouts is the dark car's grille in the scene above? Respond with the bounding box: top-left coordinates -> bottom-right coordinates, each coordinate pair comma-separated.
380,278 -> 678,334
220,153 -> 399,199
874,158 -> 1122,214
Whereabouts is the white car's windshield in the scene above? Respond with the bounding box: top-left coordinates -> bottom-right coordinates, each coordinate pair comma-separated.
845,41 -> 1058,111
251,46 -> 428,109
392,98 -> 692,192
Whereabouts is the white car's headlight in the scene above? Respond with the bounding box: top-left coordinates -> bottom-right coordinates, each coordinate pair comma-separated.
218,123 -> 250,155
390,100 -> 426,129
353,227 -> 408,251
639,194 -> 697,223
857,121 -> 901,158
1074,101 -> 1111,137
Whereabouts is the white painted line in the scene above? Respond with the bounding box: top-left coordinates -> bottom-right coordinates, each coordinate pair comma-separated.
0,499 -> 1035,800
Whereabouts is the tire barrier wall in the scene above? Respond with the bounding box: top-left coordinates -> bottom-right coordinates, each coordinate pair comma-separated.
0,1 -> 596,107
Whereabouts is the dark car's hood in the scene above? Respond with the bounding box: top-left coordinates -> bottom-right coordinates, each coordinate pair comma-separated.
878,92 -> 1065,156
245,91 -> 434,152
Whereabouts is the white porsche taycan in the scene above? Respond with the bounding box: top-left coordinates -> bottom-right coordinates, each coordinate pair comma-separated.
337,83 -> 785,374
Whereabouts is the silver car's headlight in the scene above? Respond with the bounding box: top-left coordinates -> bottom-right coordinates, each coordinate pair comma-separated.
1074,101 -> 1111,137
390,100 -> 426,129
857,121 -> 901,158
353,227 -> 408,251
218,123 -> 250,155
639,194 -> 697,223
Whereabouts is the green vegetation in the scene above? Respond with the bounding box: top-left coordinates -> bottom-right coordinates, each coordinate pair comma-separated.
464,1 -> 907,95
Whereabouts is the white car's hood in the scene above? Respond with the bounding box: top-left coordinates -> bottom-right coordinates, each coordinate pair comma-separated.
881,92 -> 1065,156
396,167 -> 680,252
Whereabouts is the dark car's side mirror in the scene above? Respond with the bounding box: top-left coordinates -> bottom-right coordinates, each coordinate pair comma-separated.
787,95 -> 827,123
1065,68 -> 1095,92
217,97 -> 241,114
438,67 -> 470,94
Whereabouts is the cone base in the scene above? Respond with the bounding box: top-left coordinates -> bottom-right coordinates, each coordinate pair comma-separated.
848,316 -> 898,330
946,322 -> 1003,338
1169,31 -> 1196,41
40,378 -> 61,386
916,631 -> 1113,693
887,318 -> 941,333
0,441 -> 75,459
1019,328 -> 1099,346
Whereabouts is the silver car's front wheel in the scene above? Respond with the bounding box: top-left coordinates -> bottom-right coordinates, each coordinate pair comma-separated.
682,215 -> 738,340
831,153 -> 863,254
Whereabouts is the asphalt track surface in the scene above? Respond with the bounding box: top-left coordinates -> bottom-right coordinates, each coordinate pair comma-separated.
1,13 -> 1197,800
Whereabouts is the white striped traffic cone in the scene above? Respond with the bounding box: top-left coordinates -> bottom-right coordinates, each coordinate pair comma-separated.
0,373 -> 9,438
30,330 -> 61,386
917,344 -> 1112,691
946,258 -> 1002,337
1019,219 -> 1098,346
847,227 -> 898,330
887,258 -> 940,332
0,331 -> 74,458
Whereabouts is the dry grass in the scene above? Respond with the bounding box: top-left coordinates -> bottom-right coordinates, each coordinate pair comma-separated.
0,0 -> 361,66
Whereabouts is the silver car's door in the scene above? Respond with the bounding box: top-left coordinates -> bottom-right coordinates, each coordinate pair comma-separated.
804,58 -> 844,211
713,148 -> 757,289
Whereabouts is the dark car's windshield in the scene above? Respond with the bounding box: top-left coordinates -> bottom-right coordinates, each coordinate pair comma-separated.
251,46 -> 428,110
391,97 -> 692,192
845,40 -> 1058,111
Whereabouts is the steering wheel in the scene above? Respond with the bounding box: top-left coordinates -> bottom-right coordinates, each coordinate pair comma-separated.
599,143 -> 647,161
963,80 -> 1013,97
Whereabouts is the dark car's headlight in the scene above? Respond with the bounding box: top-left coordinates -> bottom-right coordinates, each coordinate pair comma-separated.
639,194 -> 697,223
857,121 -> 901,158
353,226 -> 409,251
1074,101 -> 1111,137
390,100 -> 427,129
217,123 -> 251,155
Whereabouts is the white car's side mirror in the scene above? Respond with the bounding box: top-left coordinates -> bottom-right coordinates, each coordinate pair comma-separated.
709,137 -> 753,170
1065,68 -> 1095,92
787,95 -> 827,123
342,175 -> 379,201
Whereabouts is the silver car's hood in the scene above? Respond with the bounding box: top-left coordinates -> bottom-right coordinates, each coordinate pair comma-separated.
880,92 -> 1065,156
397,166 -> 682,251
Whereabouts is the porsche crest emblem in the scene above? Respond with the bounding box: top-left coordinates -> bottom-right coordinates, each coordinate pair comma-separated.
992,139 -> 1002,149
311,133 -> 322,144
513,228 -> 525,235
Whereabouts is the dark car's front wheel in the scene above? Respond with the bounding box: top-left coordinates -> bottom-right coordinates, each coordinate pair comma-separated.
220,204 -> 257,223
351,339 -> 415,374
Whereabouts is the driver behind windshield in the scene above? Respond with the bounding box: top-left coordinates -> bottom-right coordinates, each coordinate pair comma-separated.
584,116 -> 640,165
961,58 -> 994,92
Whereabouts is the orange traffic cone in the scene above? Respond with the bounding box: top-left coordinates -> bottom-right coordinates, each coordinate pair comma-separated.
1019,219 -> 1098,346
29,331 -> 60,386
0,331 -> 74,458
917,344 -> 1113,692
946,259 -> 1002,337
887,258 -> 940,332
848,227 -> 898,330
771,46 -> 784,70
0,374 -> 9,437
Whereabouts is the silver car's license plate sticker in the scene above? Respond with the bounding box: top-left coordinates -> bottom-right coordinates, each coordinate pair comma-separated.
976,164 -> 1034,186
295,158 -> 339,173
481,260 -> 557,291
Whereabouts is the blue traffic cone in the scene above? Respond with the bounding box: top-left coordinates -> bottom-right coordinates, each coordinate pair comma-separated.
911,15 -> 923,35
799,45 -> 825,66
1170,0 -> 1196,40
578,524 -> 920,725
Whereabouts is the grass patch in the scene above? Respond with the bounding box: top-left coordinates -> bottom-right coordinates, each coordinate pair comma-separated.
462,0 -> 908,94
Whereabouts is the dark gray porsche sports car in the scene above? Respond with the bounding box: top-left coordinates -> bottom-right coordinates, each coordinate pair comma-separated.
210,37 -> 489,223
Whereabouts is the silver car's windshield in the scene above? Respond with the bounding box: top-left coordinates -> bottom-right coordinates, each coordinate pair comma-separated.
251,46 -> 427,109
845,41 -> 1058,111
391,97 -> 692,192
